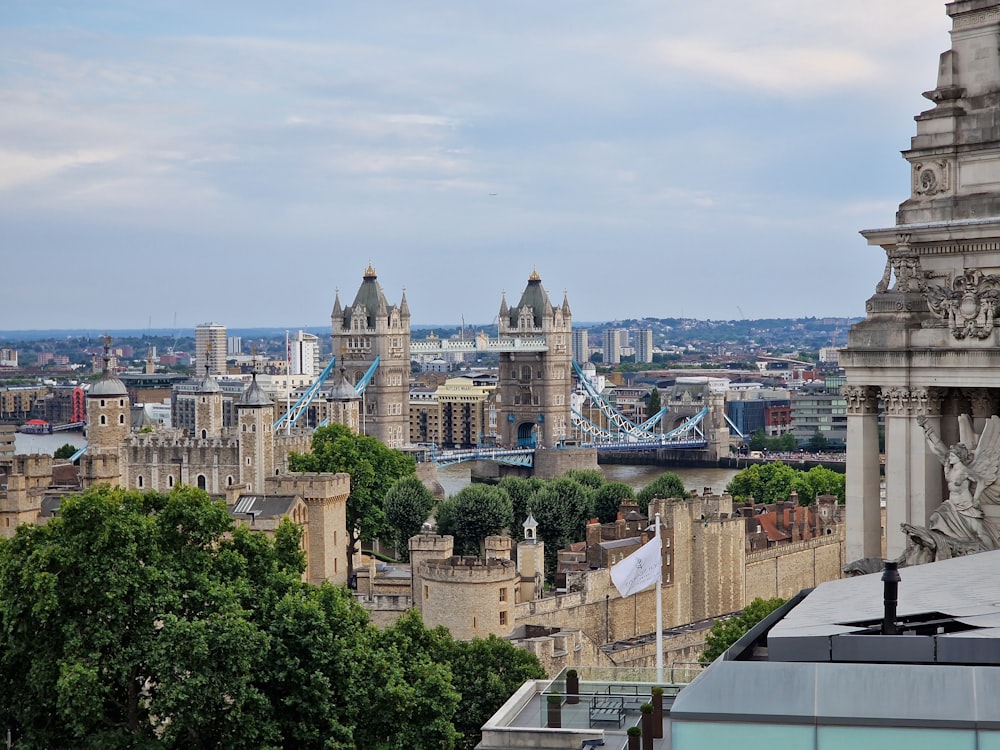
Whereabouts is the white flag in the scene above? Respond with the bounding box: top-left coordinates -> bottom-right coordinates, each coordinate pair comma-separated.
610,535 -> 662,598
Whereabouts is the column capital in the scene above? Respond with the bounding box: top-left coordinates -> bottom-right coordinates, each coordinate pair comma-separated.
843,385 -> 879,415
881,386 -> 912,416
910,386 -> 944,418
962,388 -> 995,419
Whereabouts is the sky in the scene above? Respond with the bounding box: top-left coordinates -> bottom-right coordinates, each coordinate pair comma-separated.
1,1 -> 952,331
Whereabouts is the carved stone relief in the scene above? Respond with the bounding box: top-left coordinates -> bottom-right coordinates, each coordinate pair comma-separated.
912,160 -> 951,198
925,269 -> 1000,339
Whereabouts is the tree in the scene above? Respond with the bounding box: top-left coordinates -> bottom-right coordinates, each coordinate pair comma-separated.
636,472 -> 687,505
701,597 -> 786,663
0,485 -> 492,750
593,482 -> 635,524
647,387 -> 661,418
563,469 -> 605,490
53,443 -> 78,460
532,477 -> 595,582
748,428 -> 769,452
807,430 -> 829,452
796,465 -> 846,505
288,423 -> 416,575
449,485 -> 514,555
383,476 -> 435,561
726,461 -> 844,505
497,476 -> 544,535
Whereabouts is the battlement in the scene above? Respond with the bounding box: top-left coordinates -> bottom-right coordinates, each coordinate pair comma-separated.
409,533 -> 455,556
421,555 -> 517,583
266,472 -> 350,501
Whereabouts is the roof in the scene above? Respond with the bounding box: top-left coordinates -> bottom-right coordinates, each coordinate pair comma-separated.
89,373 -> 128,398
508,271 -> 552,328
238,373 -> 271,407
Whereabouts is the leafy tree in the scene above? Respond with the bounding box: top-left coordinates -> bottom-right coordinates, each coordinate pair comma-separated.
444,635 -> 546,750
53,443 -> 78,460
774,431 -> 798,451
636,472 -> 687,505
449,485 -> 514,555
795,465 -> 846,505
532,477 -> 595,582
497,476 -> 544,535
563,469 -> 605,490
383,476 -> 435,561
748,428 -> 769,452
593,481 -> 635,524
647,387 -> 661,418
726,461 -> 844,505
701,597 -> 786,663
807,430 -> 829,452
288,423 -> 416,575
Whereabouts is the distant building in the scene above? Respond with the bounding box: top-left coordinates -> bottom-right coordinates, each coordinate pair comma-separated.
571,328 -> 590,364
227,336 -> 242,356
633,328 -> 653,363
0,349 -> 18,368
289,330 -> 320,377
195,323 -> 227,376
791,375 -> 847,447
603,328 -> 627,365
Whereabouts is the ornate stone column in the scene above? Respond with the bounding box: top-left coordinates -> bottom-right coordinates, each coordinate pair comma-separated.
909,387 -> 944,532
845,385 -> 882,561
882,386 -> 913,559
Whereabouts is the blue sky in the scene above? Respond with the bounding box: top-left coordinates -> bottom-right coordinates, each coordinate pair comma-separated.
2,1 -> 949,330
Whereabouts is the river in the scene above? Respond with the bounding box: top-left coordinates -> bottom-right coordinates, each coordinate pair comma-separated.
14,429 -> 87,456
436,462 -> 740,498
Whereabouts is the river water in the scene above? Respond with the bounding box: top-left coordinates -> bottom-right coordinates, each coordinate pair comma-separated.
14,430 -> 87,456
436,462 -> 740,498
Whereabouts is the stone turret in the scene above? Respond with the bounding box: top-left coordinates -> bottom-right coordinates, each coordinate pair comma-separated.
419,554 -> 519,640
237,372 -> 274,494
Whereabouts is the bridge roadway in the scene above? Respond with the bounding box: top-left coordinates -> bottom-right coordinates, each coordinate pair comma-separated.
432,436 -> 709,467
410,334 -> 548,355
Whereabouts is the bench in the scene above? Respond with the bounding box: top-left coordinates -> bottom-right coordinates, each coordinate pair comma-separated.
589,695 -> 625,728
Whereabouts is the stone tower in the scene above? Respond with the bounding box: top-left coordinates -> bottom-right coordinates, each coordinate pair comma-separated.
842,1 -> 1000,560
237,372 -> 274,494
331,265 -> 411,448
497,270 -> 572,448
194,366 -> 224,440
81,337 -> 128,487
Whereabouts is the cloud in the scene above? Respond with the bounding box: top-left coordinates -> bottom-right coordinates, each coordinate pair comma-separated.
0,148 -> 120,191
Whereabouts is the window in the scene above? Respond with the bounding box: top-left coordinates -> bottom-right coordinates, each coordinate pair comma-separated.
197,475 -> 206,490
137,475 -> 143,488
499,587 -> 507,602
500,611 -> 507,626
424,585 -> 429,600
168,475 -> 174,488
119,415 -> 125,424
100,415 -> 106,426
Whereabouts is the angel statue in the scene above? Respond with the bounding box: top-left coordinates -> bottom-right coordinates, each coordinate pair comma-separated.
912,414 -> 1000,558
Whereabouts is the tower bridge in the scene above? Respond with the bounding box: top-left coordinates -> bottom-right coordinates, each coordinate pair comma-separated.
299,266 -> 734,468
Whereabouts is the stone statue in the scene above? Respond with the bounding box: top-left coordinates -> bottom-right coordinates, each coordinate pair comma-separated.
847,414 -> 1000,574
912,413 -> 1000,556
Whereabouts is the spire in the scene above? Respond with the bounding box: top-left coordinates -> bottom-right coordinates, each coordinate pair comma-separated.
499,290 -> 509,318
529,266 -> 541,282
561,289 -> 572,317
331,288 -> 342,320
400,287 -> 410,318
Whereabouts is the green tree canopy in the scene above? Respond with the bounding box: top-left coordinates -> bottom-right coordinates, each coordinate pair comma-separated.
53,443 -> 78,460
593,481 -> 635,524
497,476 -> 545,535
726,461 -> 844,505
448,485 -> 514,555
647,387 -> 661,418
701,597 -> 786,663
532,477 -> 595,582
0,485 -> 539,749
383,476 -> 435,561
636,472 -> 687,505
288,423 -> 416,574
807,430 -> 829,452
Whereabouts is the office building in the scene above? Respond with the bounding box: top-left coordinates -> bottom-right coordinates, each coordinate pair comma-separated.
195,323 -> 227,376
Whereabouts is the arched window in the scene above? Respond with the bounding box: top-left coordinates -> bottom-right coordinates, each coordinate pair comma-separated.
137,475 -> 144,488
252,424 -> 256,432
100,415 -> 107,426
168,475 -> 174,488
227,476 -> 233,486
201,429 -> 207,439
197,475 -> 206,490
119,414 -> 125,424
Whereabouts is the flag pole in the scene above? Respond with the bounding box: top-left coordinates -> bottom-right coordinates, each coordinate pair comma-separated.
655,512 -> 663,683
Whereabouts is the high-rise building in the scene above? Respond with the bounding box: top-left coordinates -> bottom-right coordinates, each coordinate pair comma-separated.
289,330 -> 320,377
603,328 -> 627,365
634,328 -> 653,364
571,328 -> 590,364
195,323 -> 227,376
227,336 -> 242,356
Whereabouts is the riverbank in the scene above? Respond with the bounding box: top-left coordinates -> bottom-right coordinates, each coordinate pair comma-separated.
598,452 -> 846,474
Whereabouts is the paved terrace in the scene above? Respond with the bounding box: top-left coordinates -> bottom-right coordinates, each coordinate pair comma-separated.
476,666 -> 701,750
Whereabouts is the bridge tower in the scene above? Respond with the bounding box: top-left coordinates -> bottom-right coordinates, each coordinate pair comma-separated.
331,265 -> 411,448
497,270 -> 572,449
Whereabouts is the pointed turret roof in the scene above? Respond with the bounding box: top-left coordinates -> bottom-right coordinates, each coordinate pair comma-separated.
331,288 -> 342,320
329,368 -> 360,402
561,290 -> 572,317
340,264 -> 400,329
509,269 -> 553,327
89,335 -> 128,398
197,364 -> 222,394
239,372 -> 272,407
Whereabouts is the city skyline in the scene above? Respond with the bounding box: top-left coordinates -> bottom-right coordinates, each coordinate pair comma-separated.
3,2 -> 947,330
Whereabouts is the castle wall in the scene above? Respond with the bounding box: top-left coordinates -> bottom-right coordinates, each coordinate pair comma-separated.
744,535 -> 846,602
